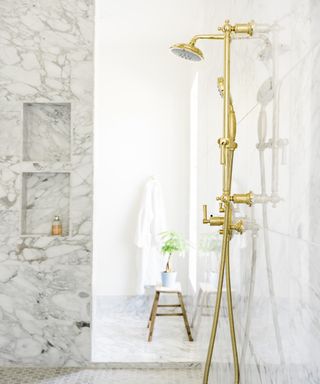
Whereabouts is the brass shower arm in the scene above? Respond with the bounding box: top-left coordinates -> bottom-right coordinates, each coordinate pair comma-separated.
189,34 -> 224,46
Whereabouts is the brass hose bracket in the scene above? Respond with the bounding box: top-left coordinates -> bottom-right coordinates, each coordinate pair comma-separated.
231,191 -> 254,206
217,137 -> 229,164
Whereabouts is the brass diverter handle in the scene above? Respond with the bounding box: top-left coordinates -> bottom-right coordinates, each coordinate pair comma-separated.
202,205 -> 225,226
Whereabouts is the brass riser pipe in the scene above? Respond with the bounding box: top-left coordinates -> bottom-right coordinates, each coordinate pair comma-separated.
203,21 -> 242,384
170,19 -> 254,384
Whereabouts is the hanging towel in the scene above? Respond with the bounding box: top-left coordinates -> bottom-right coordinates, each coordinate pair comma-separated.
134,178 -> 167,294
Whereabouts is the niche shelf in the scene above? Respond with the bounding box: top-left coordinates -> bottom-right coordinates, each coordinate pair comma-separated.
21,172 -> 71,237
22,103 -> 71,162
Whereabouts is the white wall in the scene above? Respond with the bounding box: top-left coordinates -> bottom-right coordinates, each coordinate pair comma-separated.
93,0 -> 202,295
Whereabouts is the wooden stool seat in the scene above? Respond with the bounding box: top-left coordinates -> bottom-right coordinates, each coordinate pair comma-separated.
147,283 -> 193,342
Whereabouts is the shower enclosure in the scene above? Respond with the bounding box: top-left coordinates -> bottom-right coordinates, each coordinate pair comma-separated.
0,1 -> 318,384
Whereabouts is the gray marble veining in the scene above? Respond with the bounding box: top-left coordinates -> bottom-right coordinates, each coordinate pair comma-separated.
23,103 -> 71,163
0,0 -> 93,366
21,172 -> 70,236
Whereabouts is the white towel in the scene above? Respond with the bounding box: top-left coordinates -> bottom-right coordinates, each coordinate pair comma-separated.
134,178 -> 167,294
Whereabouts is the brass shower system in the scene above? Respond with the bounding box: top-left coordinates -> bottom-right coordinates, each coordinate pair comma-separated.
171,20 -> 255,384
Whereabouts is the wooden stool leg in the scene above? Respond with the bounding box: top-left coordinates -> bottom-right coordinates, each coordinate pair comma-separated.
148,291 -> 160,342
177,292 -> 193,342
194,289 -> 206,335
147,293 -> 158,328
191,287 -> 203,328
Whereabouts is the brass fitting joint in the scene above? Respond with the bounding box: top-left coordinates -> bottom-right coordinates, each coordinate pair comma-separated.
218,220 -> 244,235
231,220 -> 244,234
227,142 -> 238,150
231,191 -> 253,206
217,195 -> 231,204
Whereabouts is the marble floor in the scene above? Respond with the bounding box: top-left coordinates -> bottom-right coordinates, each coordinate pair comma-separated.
91,295 -> 320,383
92,294 -> 218,363
0,368 -> 202,384
2,365 -> 319,384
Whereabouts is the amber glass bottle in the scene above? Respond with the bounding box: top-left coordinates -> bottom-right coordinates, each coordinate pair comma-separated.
51,215 -> 62,236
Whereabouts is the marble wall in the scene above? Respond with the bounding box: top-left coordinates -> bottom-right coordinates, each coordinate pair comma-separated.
196,0 -> 320,382
0,0 -> 93,366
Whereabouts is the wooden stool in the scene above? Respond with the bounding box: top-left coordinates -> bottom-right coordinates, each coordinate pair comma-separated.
147,283 -> 193,342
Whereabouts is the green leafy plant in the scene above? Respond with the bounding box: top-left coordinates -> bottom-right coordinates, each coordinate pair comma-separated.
160,231 -> 186,273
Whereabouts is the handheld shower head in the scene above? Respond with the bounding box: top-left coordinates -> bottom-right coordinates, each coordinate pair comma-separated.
257,77 -> 273,105
170,43 -> 204,61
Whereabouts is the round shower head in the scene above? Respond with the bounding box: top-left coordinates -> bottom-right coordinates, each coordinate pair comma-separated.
170,43 -> 204,62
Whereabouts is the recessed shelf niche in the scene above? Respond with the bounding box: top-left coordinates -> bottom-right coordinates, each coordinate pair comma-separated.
21,172 -> 70,236
23,103 -> 71,162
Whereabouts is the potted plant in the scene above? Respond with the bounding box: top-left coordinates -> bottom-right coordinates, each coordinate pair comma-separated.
160,231 -> 186,288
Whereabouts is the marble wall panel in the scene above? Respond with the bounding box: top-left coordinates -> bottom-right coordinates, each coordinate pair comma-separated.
0,0 -> 94,366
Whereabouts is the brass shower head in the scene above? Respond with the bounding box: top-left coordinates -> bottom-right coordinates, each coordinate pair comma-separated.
170,42 -> 204,61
